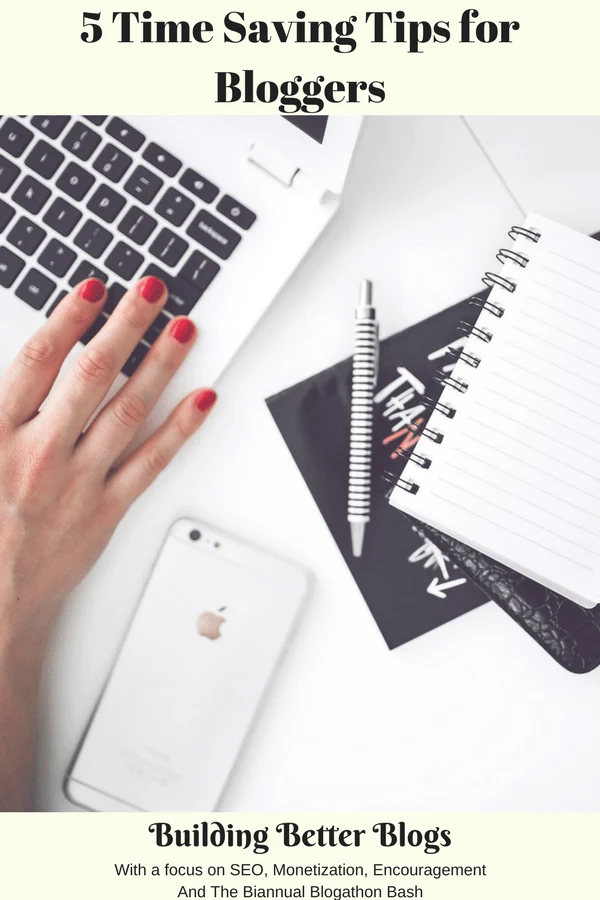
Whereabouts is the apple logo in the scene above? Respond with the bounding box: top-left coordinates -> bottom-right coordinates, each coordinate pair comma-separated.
197,607 -> 226,640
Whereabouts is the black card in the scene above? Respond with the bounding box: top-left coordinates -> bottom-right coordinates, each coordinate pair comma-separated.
267,297 -> 489,649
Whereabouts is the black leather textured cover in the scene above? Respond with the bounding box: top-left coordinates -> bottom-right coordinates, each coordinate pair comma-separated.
404,516 -> 600,674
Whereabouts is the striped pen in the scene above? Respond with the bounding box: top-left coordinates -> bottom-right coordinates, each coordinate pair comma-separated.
348,279 -> 380,558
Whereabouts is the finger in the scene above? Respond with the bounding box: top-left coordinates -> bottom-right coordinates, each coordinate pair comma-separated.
107,388 -> 217,507
42,275 -> 167,444
78,316 -> 198,470
0,278 -> 106,427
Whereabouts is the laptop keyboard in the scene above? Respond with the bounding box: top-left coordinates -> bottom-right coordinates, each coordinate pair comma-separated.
0,116 -> 257,375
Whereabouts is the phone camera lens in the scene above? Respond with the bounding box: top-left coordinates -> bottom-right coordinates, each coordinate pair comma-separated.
189,529 -> 201,542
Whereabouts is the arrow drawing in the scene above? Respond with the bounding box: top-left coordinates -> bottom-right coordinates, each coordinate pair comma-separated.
427,576 -> 466,599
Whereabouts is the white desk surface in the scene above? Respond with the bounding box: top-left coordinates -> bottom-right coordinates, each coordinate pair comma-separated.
37,116 -> 600,813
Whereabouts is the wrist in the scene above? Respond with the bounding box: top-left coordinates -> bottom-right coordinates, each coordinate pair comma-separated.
0,632 -> 44,708
0,578 -> 54,666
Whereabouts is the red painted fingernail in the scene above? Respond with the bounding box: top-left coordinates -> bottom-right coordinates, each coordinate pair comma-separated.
139,276 -> 164,303
195,388 -> 217,412
80,278 -> 105,303
171,318 -> 196,344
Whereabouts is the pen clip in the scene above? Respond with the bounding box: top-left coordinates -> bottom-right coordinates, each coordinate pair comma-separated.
357,279 -> 379,387
373,322 -> 380,387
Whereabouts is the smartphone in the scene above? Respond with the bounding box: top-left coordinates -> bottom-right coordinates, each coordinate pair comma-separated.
64,518 -> 308,811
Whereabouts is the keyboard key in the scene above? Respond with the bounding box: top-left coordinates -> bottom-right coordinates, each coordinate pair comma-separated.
142,263 -> 201,316
0,118 -> 33,158
0,154 -> 20,192
31,116 -> 70,139
84,116 -> 108,126
186,210 -> 241,260
61,121 -> 101,161
124,165 -> 163,205
118,206 -> 157,245
81,313 -> 108,345
143,310 -> 170,344
122,343 -> 149,377
106,117 -> 145,152
13,174 -> 51,214
38,238 -> 77,277
105,241 -> 143,280
7,217 -> 46,255
105,282 -> 127,313
179,167 -> 219,203
56,162 -> 96,201
93,143 -> 132,183
43,197 -> 82,236
86,183 -> 125,223
15,268 -> 55,309
0,198 -> 16,232
45,289 -> 69,317
74,219 -> 112,258
143,142 -> 181,178
149,228 -> 188,267
25,140 -> 65,179
216,195 -> 256,230
69,260 -> 108,288
180,250 -> 220,294
156,187 -> 194,227
0,246 -> 25,287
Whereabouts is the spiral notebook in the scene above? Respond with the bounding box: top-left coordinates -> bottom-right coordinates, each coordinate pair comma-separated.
388,214 -> 600,611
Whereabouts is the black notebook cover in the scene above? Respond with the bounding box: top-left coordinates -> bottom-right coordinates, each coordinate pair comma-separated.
404,515 -> 600,673
267,298 -> 489,649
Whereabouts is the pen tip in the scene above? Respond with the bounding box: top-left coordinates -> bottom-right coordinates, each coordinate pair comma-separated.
351,521 -> 366,557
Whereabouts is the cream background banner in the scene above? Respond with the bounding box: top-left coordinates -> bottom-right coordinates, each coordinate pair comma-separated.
0,812 -> 596,898
1,1 -> 597,113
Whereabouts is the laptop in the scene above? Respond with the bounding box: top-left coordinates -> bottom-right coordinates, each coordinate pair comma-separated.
0,114 -> 361,388
0,114 -> 362,807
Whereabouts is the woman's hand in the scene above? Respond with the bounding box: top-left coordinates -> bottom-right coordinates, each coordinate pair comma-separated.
0,275 -> 216,810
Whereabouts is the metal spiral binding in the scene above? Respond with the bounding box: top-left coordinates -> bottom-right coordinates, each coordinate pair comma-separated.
391,447 -> 432,469
384,222 -> 541,500
497,248 -> 529,267
423,394 -> 456,418
482,272 -> 517,293
469,296 -> 505,317
382,471 -> 420,495
421,426 -> 443,444
508,225 -> 540,243
447,347 -> 481,368
433,373 -> 468,393
457,320 -> 493,343
407,422 -> 444,444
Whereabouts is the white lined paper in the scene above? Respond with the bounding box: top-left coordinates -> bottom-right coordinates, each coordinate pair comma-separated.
389,215 -> 600,608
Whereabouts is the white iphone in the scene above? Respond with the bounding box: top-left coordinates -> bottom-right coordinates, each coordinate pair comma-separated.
64,518 -> 308,811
